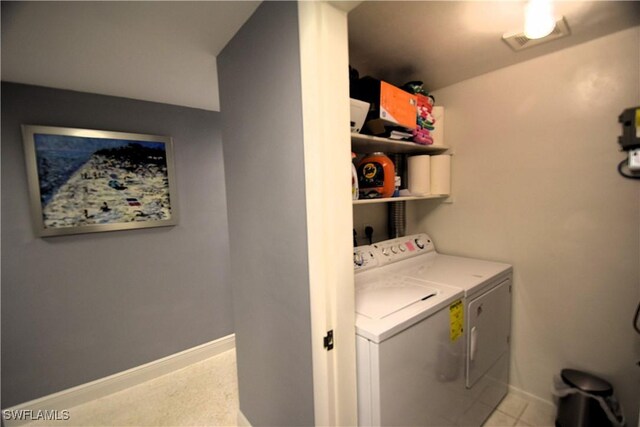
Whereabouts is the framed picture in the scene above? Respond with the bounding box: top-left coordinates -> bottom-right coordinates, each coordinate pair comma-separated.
22,125 -> 178,237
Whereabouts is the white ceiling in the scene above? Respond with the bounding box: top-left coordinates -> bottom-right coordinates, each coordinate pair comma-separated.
348,1 -> 640,91
2,1 -> 638,111
1,1 -> 260,111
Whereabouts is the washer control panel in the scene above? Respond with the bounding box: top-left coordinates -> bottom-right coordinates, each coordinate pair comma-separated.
354,233 -> 436,271
374,233 -> 435,263
353,245 -> 380,273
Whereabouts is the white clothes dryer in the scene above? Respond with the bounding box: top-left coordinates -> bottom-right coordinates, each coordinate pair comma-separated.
354,233 -> 513,427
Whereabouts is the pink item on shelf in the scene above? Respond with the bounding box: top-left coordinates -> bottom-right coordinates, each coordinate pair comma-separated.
412,127 -> 433,145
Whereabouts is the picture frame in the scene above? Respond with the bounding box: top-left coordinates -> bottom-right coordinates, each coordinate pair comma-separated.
22,125 -> 178,237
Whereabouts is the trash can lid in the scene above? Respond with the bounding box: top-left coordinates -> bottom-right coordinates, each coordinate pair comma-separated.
561,369 -> 613,396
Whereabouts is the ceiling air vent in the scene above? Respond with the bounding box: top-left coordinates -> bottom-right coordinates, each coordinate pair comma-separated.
502,17 -> 570,51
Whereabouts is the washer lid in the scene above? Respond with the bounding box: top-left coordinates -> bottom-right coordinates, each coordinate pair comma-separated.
354,275 -> 464,343
356,278 -> 437,319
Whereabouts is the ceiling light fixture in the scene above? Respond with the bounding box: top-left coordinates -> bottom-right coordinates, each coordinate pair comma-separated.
524,0 -> 556,39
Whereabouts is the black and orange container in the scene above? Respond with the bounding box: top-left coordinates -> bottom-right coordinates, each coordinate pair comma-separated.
357,152 -> 395,198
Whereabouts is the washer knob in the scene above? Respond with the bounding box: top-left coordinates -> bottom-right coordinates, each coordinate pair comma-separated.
354,252 -> 364,266
382,247 -> 390,256
415,238 -> 425,249
398,244 -> 407,252
391,246 -> 398,254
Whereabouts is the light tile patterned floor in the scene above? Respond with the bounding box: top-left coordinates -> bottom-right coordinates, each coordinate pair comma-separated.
21,348 -> 557,427
483,393 -> 557,427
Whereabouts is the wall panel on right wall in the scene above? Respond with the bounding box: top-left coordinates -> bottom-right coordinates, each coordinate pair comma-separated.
408,27 -> 640,424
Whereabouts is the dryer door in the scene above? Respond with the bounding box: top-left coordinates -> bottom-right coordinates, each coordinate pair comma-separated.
466,278 -> 512,388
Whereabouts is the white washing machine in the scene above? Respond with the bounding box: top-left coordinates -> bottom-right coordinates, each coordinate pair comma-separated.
354,233 -> 512,427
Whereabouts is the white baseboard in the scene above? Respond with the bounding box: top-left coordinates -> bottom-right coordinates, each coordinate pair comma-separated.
2,334 -> 235,426
237,409 -> 252,427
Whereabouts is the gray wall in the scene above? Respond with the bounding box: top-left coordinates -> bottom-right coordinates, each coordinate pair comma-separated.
218,2 -> 315,425
1,82 -> 233,408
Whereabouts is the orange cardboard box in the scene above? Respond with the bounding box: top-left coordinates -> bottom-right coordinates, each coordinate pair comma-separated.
378,81 -> 417,129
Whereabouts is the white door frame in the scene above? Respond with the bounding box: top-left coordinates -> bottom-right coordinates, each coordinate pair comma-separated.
298,2 -> 358,425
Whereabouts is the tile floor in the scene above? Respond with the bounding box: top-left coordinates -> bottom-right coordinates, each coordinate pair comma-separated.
22,349 -> 557,427
483,393 -> 556,427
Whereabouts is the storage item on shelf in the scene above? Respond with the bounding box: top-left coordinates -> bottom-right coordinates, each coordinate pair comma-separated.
351,76 -> 417,133
393,176 -> 401,197
431,106 -> 445,146
349,65 -> 360,97
357,152 -> 395,199
350,98 -> 370,133
389,153 -> 405,197
413,94 -> 435,145
351,152 -> 359,200
388,129 -> 413,140
407,155 -> 431,196
402,81 -> 436,145
430,154 -> 451,195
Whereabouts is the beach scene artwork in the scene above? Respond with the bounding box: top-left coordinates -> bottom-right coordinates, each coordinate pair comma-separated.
23,126 -> 177,236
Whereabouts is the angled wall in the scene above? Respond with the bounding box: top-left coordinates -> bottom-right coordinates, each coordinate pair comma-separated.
218,2 -> 315,425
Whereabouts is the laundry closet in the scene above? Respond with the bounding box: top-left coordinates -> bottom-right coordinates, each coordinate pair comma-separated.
347,5 -> 512,427
343,2 -> 640,427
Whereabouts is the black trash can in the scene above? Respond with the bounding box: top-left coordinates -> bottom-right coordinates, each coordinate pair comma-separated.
555,369 -> 621,427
